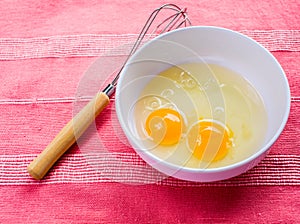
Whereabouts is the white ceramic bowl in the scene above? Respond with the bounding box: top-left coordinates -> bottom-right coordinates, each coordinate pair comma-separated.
115,26 -> 290,182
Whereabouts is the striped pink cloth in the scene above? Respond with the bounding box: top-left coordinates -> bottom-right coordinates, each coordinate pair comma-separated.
0,0 -> 299,223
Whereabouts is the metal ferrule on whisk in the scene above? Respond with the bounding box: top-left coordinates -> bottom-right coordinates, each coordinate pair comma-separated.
103,83 -> 115,97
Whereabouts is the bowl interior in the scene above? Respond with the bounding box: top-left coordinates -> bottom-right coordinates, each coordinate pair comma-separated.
115,26 -> 290,171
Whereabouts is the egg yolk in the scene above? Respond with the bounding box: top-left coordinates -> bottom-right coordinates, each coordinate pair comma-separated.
189,119 -> 233,162
145,108 -> 183,146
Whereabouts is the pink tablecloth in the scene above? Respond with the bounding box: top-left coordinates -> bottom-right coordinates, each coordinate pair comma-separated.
0,0 -> 299,223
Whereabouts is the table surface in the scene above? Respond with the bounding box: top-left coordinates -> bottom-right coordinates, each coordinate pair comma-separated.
0,0 -> 299,223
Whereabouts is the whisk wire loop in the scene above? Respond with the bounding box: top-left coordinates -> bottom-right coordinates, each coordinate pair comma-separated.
110,3 -> 191,88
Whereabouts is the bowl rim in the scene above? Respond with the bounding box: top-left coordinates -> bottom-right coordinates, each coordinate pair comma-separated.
115,25 -> 291,174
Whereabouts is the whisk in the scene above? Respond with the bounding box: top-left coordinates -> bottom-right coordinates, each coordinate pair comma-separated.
27,3 -> 191,180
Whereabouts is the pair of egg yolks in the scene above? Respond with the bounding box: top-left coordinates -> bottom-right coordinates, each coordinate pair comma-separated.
145,108 -> 233,162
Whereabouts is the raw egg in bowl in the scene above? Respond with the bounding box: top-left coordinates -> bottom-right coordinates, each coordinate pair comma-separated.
115,26 -> 290,182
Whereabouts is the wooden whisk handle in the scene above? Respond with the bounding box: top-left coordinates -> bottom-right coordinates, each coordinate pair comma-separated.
27,92 -> 110,180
